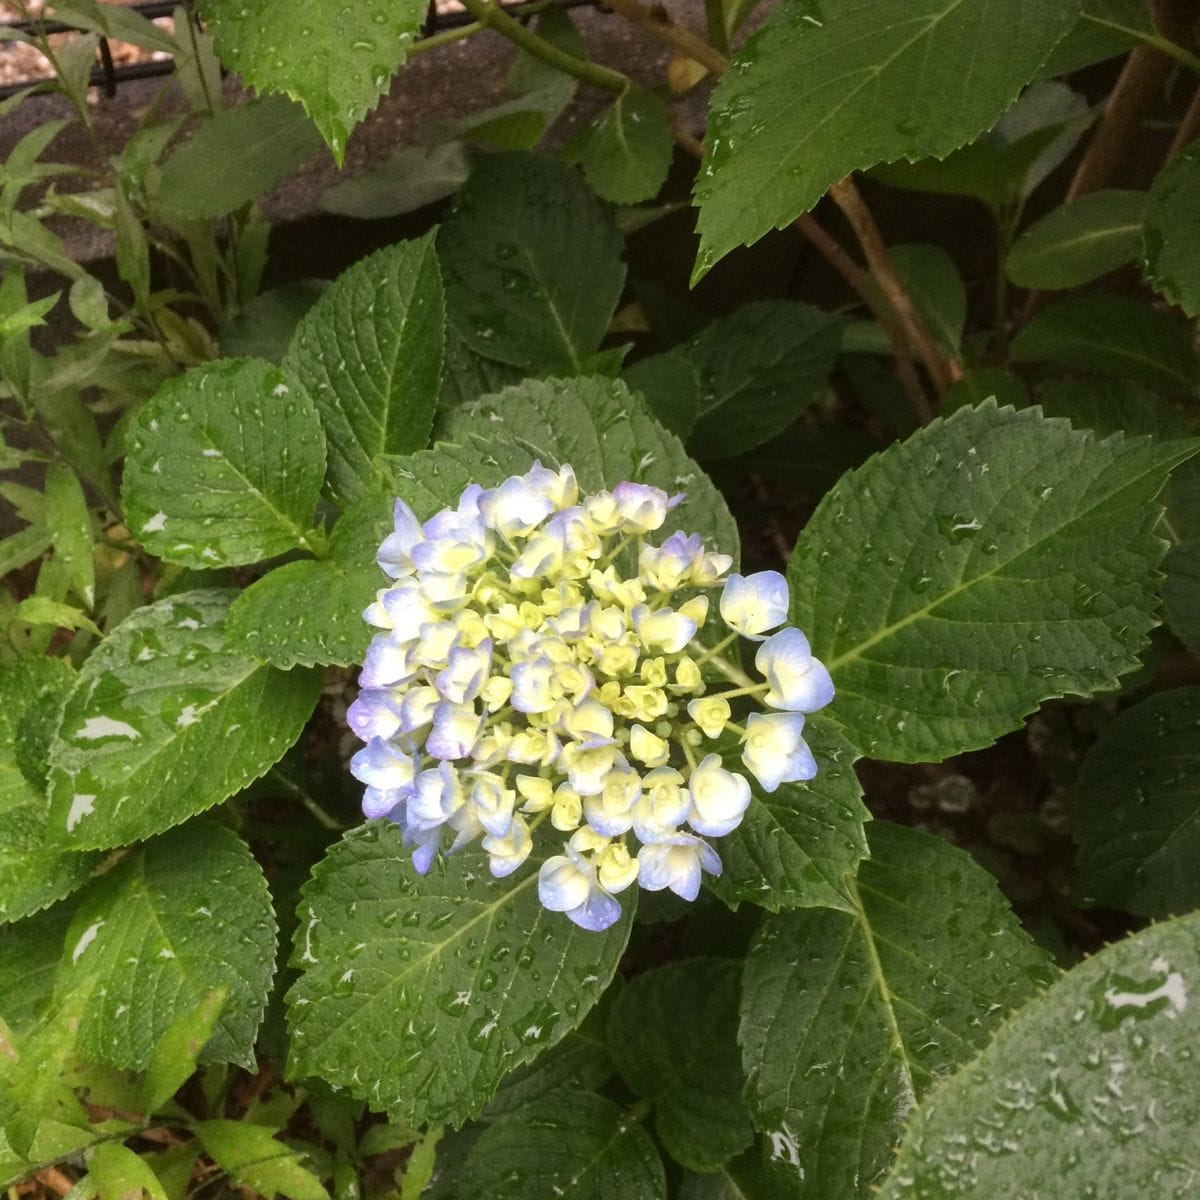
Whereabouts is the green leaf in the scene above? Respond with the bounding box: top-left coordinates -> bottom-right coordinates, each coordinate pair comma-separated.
1163,543 -> 1200,656
426,88 -> 569,152
878,910 -> 1200,1200
11,597 -> 100,637
1040,0 -> 1155,76
0,657 -> 98,925
1144,141 -> 1200,318
438,152 -> 626,374
441,375 -> 739,564
888,244 -> 966,356
156,95 -> 324,220
1007,189 -> 1147,288
284,235 -> 445,505
0,902 -> 72,1029
47,589 -> 322,849
226,493 -> 392,669
123,359 -> 327,568
623,350 -> 702,439
570,89 -> 673,205
1072,687 -> 1200,918
458,1091 -> 665,1200
219,280 -> 327,364
941,367 -> 1029,414
682,301 -> 843,460
694,0 -> 1081,275
791,401 -> 1195,761
319,142 -> 471,220
142,988 -> 228,1112
197,0 -> 427,162
285,823 -> 634,1127
608,958 -> 753,1172
87,1141 -> 168,1200
740,823 -> 1056,1200
196,1120 -> 329,1200
1009,295 -> 1199,395
437,329 -> 525,414
43,464 -> 94,610
709,716 -> 868,912
60,822 -> 275,1070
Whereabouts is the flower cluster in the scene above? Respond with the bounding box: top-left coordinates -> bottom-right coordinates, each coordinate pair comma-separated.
348,463 -> 834,931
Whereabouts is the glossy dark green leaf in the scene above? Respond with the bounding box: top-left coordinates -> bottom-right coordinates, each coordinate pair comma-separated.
438,153 -> 626,374
123,359 -> 327,568
47,590 -> 321,849
1073,687 -> 1200,918
609,958 -> 753,1171
879,911 -> 1200,1199
60,822 -> 276,1069
286,824 -> 634,1126
285,235 -> 445,505
791,401 -> 1195,761
740,823 -> 1056,1199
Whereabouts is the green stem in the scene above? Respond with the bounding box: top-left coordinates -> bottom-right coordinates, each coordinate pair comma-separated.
712,681 -> 768,701
707,652 -> 754,688
690,630 -> 739,667
456,0 -> 632,93
702,0 -> 731,55
409,19 -> 485,55
268,769 -> 348,831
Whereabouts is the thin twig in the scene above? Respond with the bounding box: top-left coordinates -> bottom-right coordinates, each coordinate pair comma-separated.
457,0 -> 631,91
1166,83 -> 1200,161
34,1168 -> 74,1198
828,178 -> 961,396
602,0 -> 730,76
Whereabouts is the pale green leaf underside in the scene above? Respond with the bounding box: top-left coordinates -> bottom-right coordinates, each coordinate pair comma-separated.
284,234 -> 445,505
879,910 -> 1200,1199
198,0 -> 427,159
739,823 -> 1055,1200
59,822 -> 276,1070
123,358 -> 326,568
458,1092 -> 666,1200
286,823 -> 634,1127
709,716 -> 868,913
1073,686 -> 1200,918
608,958 -> 754,1172
442,375 -> 740,567
47,590 -> 322,849
791,401 -> 1194,762
694,0 -> 1080,274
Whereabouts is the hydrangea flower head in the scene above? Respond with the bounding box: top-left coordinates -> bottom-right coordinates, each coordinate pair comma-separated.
349,463 -> 834,931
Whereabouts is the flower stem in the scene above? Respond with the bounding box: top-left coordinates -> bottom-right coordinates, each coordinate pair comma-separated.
711,681 -> 768,702
707,653 -> 755,689
691,630 -> 739,667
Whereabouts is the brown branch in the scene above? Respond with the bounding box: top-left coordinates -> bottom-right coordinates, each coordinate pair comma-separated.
603,0 -> 731,77
35,1167 -> 76,1197
828,178 -> 961,396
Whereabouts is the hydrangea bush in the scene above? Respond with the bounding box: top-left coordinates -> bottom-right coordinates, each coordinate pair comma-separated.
3,1 -> 1200,1198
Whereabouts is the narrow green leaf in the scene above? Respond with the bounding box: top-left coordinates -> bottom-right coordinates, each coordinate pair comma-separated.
694,0 -> 1081,275
1007,189 -> 1147,288
226,493 -> 392,669
285,235 -> 445,505
441,375 -> 739,567
438,152 -> 626,374
10,597 -> 100,637
458,1091 -> 665,1200
683,301 -> 843,460
198,0 -> 428,162
123,359 -> 327,568
740,823 -> 1056,1200
1072,687 -> 1200,918
791,401 -> 1196,762
196,1119 -> 328,1200
157,95 -> 324,220
571,89 -> 673,205
609,958 -> 753,1172
1009,295 -> 1199,395
142,988 -> 228,1112
709,716 -> 867,912
60,823 -> 276,1070
1144,141 -> 1200,318
285,824 -> 634,1127
47,589 -> 322,849
40,464 -> 92,610
879,911 -> 1200,1199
